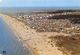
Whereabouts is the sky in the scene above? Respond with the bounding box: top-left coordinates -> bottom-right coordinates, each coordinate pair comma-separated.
0,0 -> 80,7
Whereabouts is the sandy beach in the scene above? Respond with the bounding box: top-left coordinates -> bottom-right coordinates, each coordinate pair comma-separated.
0,13 -> 80,55
0,14 -> 64,55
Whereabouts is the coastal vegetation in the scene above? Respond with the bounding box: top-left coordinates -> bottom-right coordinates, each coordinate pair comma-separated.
15,10 -> 80,55
1,9 -> 80,55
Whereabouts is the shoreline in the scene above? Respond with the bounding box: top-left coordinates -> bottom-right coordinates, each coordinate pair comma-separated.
0,14 -> 33,55
0,10 -> 80,55
0,14 -> 64,55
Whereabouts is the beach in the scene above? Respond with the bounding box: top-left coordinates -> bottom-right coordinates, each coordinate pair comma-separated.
0,14 -> 63,55
0,12 -> 80,55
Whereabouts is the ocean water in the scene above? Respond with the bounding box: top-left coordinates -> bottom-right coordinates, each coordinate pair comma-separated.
0,7 -> 80,17
0,17 -> 32,55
